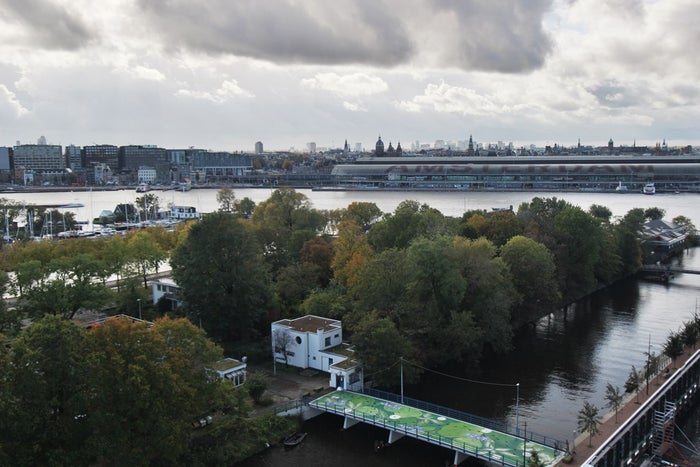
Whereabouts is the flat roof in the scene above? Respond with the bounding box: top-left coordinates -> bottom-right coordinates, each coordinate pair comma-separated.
274,315 -> 340,333
210,357 -> 245,372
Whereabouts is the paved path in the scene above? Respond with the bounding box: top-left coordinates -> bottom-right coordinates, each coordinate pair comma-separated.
559,349 -> 695,466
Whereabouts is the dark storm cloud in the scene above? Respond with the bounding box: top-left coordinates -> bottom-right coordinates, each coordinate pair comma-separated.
430,0 -> 554,72
137,0 -> 413,66
0,0 -> 95,50
137,0 -> 553,73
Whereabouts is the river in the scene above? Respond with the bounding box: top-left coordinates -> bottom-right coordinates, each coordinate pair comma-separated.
2,188 -> 700,465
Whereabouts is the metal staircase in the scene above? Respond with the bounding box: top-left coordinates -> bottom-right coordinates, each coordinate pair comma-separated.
652,401 -> 676,455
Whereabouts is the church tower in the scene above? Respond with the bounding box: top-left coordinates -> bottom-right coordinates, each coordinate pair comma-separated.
375,136 -> 385,156
467,135 -> 475,157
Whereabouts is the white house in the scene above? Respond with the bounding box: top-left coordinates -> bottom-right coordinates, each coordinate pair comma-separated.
170,205 -> 201,220
271,315 -> 363,391
210,357 -> 247,387
151,277 -> 182,310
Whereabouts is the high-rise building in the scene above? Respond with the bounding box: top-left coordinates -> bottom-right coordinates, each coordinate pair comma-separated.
65,145 -> 82,170
255,141 -> 264,154
37,135 -> 47,145
13,144 -> 64,172
307,142 -> 317,153
118,145 -> 169,182
83,145 -> 119,171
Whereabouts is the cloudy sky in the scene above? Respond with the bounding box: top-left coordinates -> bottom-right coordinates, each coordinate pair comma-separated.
0,0 -> 698,152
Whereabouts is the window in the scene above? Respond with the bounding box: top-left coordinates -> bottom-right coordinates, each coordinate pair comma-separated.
295,336 -> 302,345
325,337 -> 331,346
334,334 -> 339,338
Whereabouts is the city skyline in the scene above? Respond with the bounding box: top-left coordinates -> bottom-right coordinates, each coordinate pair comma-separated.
0,0 -> 698,152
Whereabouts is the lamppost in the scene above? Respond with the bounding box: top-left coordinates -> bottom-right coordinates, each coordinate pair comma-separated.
400,356 -> 404,404
515,383 -> 520,436
137,298 -> 142,320
522,420 -> 527,467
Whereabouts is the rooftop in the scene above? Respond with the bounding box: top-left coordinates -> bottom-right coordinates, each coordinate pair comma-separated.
210,357 -> 246,372
274,315 -> 341,333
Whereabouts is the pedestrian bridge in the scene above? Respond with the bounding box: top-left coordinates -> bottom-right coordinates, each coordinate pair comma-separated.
308,389 -> 565,467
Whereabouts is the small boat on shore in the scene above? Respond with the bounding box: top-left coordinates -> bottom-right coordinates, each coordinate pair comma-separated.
643,183 -> 656,195
283,431 -> 307,448
615,181 -> 628,192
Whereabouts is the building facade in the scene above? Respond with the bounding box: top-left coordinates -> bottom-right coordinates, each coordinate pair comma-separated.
13,144 -> 64,172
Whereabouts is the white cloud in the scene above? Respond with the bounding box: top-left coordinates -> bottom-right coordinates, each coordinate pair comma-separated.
300,72 -> 388,99
401,82 -> 503,116
176,79 -> 254,103
131,65 -> 165,81
0,84 -> 29,116
342,101 -> 366,112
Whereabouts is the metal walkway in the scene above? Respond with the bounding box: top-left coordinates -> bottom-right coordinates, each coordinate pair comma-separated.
309,389 -> 565,467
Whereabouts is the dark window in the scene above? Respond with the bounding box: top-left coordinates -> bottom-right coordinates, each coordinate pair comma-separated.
325,336 -> 331,346
295,336 -> 302,345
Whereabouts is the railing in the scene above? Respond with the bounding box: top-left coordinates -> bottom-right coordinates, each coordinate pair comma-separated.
308,397 -> 520,467
360,387 -> 562,450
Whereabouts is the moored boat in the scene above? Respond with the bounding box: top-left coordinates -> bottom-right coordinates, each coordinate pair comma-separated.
615,181 -> 628,192
283,431 -> 307,448
643,183 -> 656,195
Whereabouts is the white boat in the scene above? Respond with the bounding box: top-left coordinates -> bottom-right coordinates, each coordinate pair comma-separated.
643,183 -> 656,195
136,183 -> 152,193
615,181 -> 628,192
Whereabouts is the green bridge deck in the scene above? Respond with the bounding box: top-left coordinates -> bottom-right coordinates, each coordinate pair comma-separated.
309,390 -> 564,467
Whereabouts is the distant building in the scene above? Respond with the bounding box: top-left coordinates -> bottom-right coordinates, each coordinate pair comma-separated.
375,136 -> 384,156
307,142 -> 317,153
119,145 -> 169,182
84,145 -> 119,172
65,145 -> 82,170
188,150 -> 252,183
0,147 -> 11,171
13,144 -> 64,172
170,205 -> 201,220
37,135 -> 47,145
255,141 -> 264,154
137,166 -> 156,184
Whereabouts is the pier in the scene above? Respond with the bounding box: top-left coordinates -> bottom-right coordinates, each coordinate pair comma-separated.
307,389 -> 564,467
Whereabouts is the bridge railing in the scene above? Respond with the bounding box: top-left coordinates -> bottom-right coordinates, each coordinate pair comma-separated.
359,387 -> 562,450
308,397 -> 520,466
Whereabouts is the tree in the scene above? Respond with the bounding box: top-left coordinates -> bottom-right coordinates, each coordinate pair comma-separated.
171,212 -> 272,341
86,317 -> 223,466
500,235 -> 560,326
351,312 -> 419,388
672,215 -> 698,245
664,330 -> 684,366
604,383 -> 623,423
624,365 -> 642,403
273,329 -> 293,367
643,207 -> 665,221
343,201 -> 383,231
588,204 -> 612,222
216,187 -> 236,212
577,401 -> 601,447
134,193 -> 160,221
235,197 -> 256,218
0,315 -> 91,466
127,230 -> 167,288
332,219 -> 373,289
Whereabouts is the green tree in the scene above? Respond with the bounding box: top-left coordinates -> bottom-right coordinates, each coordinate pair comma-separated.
134,193 -> 160,221
604,383 -> 624,423
216,187 -> 236,212
0,315 -> 90,466
343,201 -> 383,231
235,197 -> 256,218
577,401 -> 601,447
588,204 -> 612,222
351,312 -> 419,388
332,219 -> 373,289
251,188 -> 325,271
171,212 -> 272,341
86,317 -> 223,466
500,235 -> 560,326
672,215 -> 698,246
127,230 -> 167,288
664,330 -> 685,366
624,365 -> 642,403
643,207 -> 665,221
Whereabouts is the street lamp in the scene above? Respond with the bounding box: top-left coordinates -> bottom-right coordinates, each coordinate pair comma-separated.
137,298 -> 142,320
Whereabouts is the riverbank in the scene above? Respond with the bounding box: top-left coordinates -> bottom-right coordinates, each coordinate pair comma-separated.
561,348 -> 696,466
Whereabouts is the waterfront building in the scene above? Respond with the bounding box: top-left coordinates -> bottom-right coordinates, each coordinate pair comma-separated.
188,150 -> 252,183
65,144 -> 82,170
166,149 -> 190,182
118,145 -> 169,182
13,144 -> 64,172
137,166 -> 156,184
328,153 -> 700,192
170,205 -> 201,220
83,144 -> 119,172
